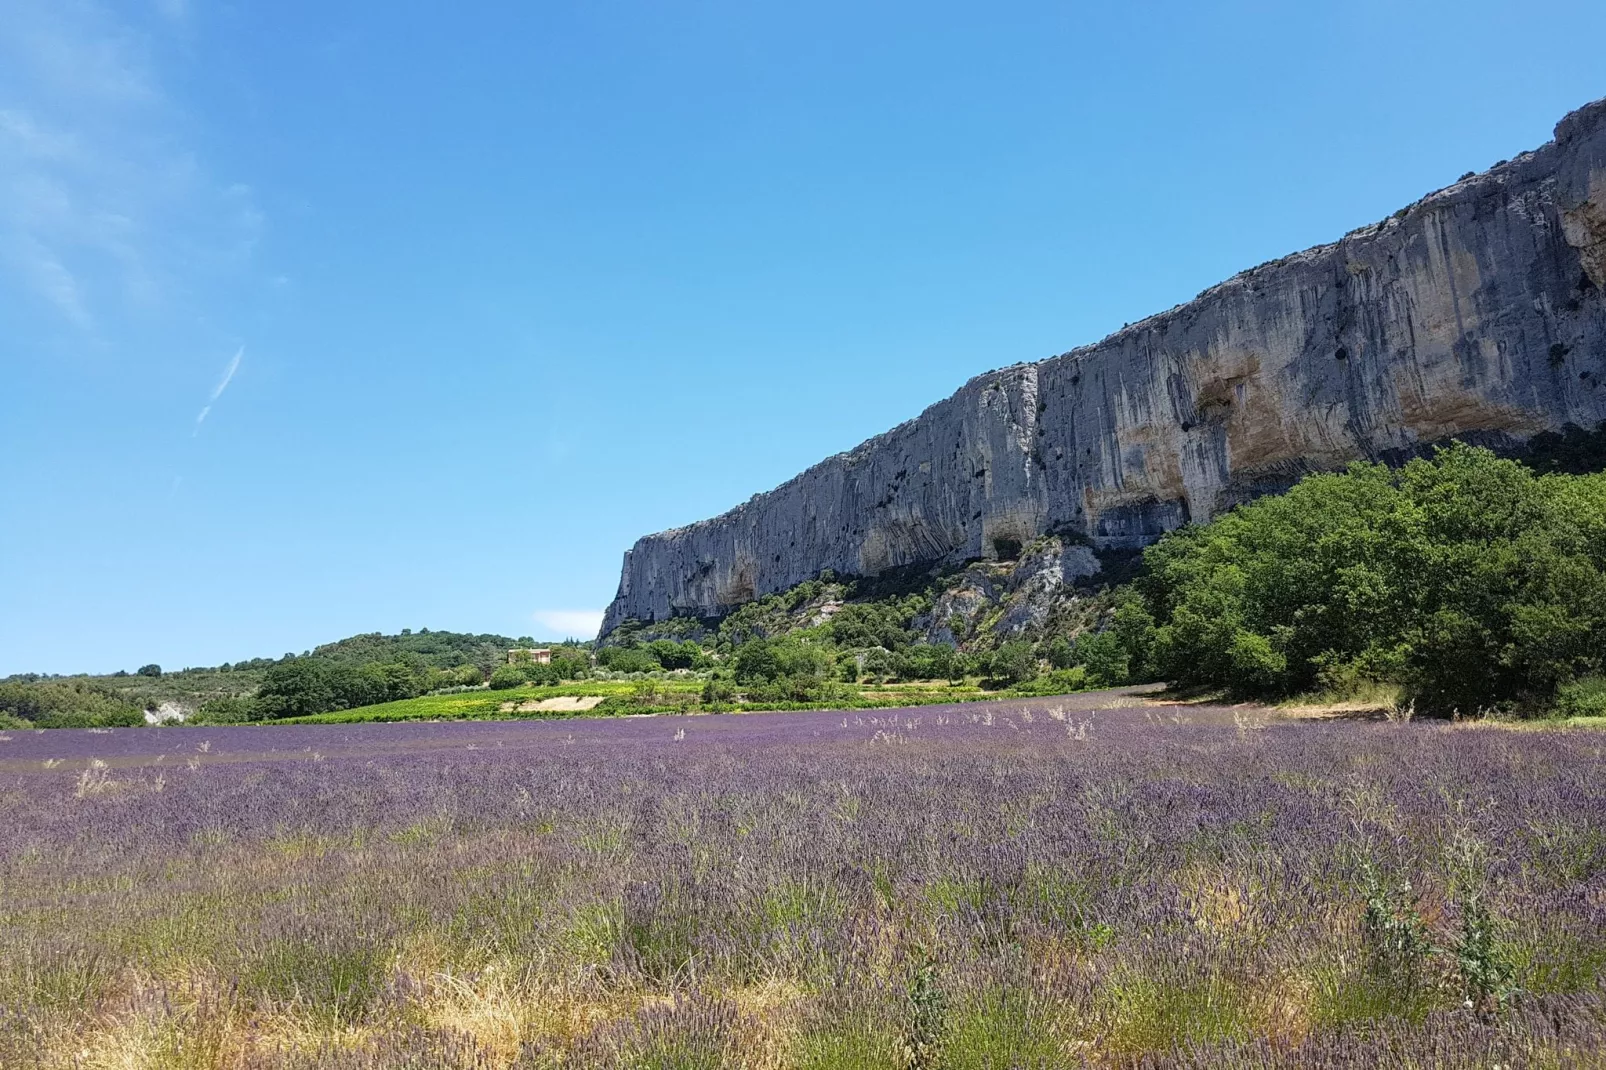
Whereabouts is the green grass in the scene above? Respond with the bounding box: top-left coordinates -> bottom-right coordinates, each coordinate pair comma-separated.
271,680 -> 703,724
260,676 -> 1087,725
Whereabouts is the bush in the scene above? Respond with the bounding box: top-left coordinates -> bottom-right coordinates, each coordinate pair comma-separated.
445,664 -> 484,687
136,664 -> 162,678
1556,677 -> 1606,718
988,641 -> 1038,687
733,637 -> 833,684
1109,591 -> 1159,680
550,650 -> 592,680
825,601 -> 922,650
193,696 -> 261,724
743,675 -> 851,705
701,676 -> 737,705
1011,667 -> 1089,696
1073,630 -> 1130,687
860,647 -> 895,683
1044,638 -> 1076,670
598,647 -> 658,674
898,643 -> 956,682
646,639 -> 706,671
487,665 -> 526,690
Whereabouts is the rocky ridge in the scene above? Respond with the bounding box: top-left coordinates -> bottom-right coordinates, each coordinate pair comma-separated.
603,98 -> 1606,636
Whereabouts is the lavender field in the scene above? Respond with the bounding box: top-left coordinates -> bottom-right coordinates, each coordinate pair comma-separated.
2,693 -> 1604,1068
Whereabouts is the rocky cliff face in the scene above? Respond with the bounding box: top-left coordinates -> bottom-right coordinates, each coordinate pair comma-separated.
603,99 -> 1606,636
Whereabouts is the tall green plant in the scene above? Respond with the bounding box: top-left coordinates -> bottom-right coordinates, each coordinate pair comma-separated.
1139,444 -> 1606,712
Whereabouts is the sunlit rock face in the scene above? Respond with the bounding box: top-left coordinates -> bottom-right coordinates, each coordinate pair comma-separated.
603,99 -> 1606,636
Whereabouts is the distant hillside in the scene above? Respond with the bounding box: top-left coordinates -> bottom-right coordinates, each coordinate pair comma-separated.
1,628 -> 552,725
309,629 -> 527,670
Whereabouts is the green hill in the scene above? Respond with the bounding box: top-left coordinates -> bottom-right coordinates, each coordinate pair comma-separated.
0,627 -> 546,727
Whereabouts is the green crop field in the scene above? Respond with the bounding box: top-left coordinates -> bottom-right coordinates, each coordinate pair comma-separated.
267,676 -> 1037,725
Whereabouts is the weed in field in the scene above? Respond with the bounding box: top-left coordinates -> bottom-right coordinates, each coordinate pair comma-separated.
902,950 -> 946,1070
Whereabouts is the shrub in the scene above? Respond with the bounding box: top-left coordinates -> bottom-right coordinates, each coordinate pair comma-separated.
1010,667 -> 1089,696
898,643 -> 956,682
860,647 -> 896,683
1044,638 -> 1075,670
193,696 -> 261,724
251,658 -> 423,717
701,676 -> 737,705
825,601 -> 920,651
1556,677 -> 1606,718
988,641 -> 1038,687
733,637 -> 833,684
1109,591 -> 1159,680
550,650 -> 592,679
446,663 -> 483,687
646,639 -> 705,671
598,647 -> 658,674
1073,630 -> 1130,687
487,665 -> 526,691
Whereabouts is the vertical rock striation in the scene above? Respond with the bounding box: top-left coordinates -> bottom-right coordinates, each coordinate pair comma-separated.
603,99 -> 1606,636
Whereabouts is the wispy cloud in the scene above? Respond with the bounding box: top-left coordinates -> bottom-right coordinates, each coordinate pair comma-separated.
193,346 -> 243,434
0,0 -> 263,336
532,610 -> 605,640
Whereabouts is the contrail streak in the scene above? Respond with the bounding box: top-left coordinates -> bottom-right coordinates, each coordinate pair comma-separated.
193,346 -> 244,435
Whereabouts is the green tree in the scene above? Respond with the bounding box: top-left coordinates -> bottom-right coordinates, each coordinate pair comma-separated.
1073,630 -> 1129,687
645,639 -> 705,670
733,639 -> 782,683
488,665 -> 526,690
254,659 -> 352,718
599,647 -> 657,674
1138,444 -> 1606,712
899,643 -> 955,681
0,680 -> 144,728
1109,591 -> 1159,681
989,641 -> 1039,686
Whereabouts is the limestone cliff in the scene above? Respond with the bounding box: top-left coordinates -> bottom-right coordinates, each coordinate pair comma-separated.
603,98 -> 1606,636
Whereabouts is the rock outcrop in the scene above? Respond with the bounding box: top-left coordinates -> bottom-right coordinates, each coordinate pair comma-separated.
603,99 -> 1606,636
915,538 -> 1103,648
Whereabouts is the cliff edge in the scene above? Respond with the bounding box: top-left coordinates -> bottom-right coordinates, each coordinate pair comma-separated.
603,99 -> 1606,636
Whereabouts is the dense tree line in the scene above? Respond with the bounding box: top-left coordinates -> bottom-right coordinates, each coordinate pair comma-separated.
309,628 -> 524,676
199,657 -> 488,722
0,680 -> 145,728
1132,444 -> 1606,715
592,640 -> 710,675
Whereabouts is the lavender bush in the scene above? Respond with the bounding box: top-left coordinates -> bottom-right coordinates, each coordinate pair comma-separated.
1,694 -> 1603,1067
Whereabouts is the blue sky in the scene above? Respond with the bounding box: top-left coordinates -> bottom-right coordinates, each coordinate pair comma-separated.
3,0 -> 1604,675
